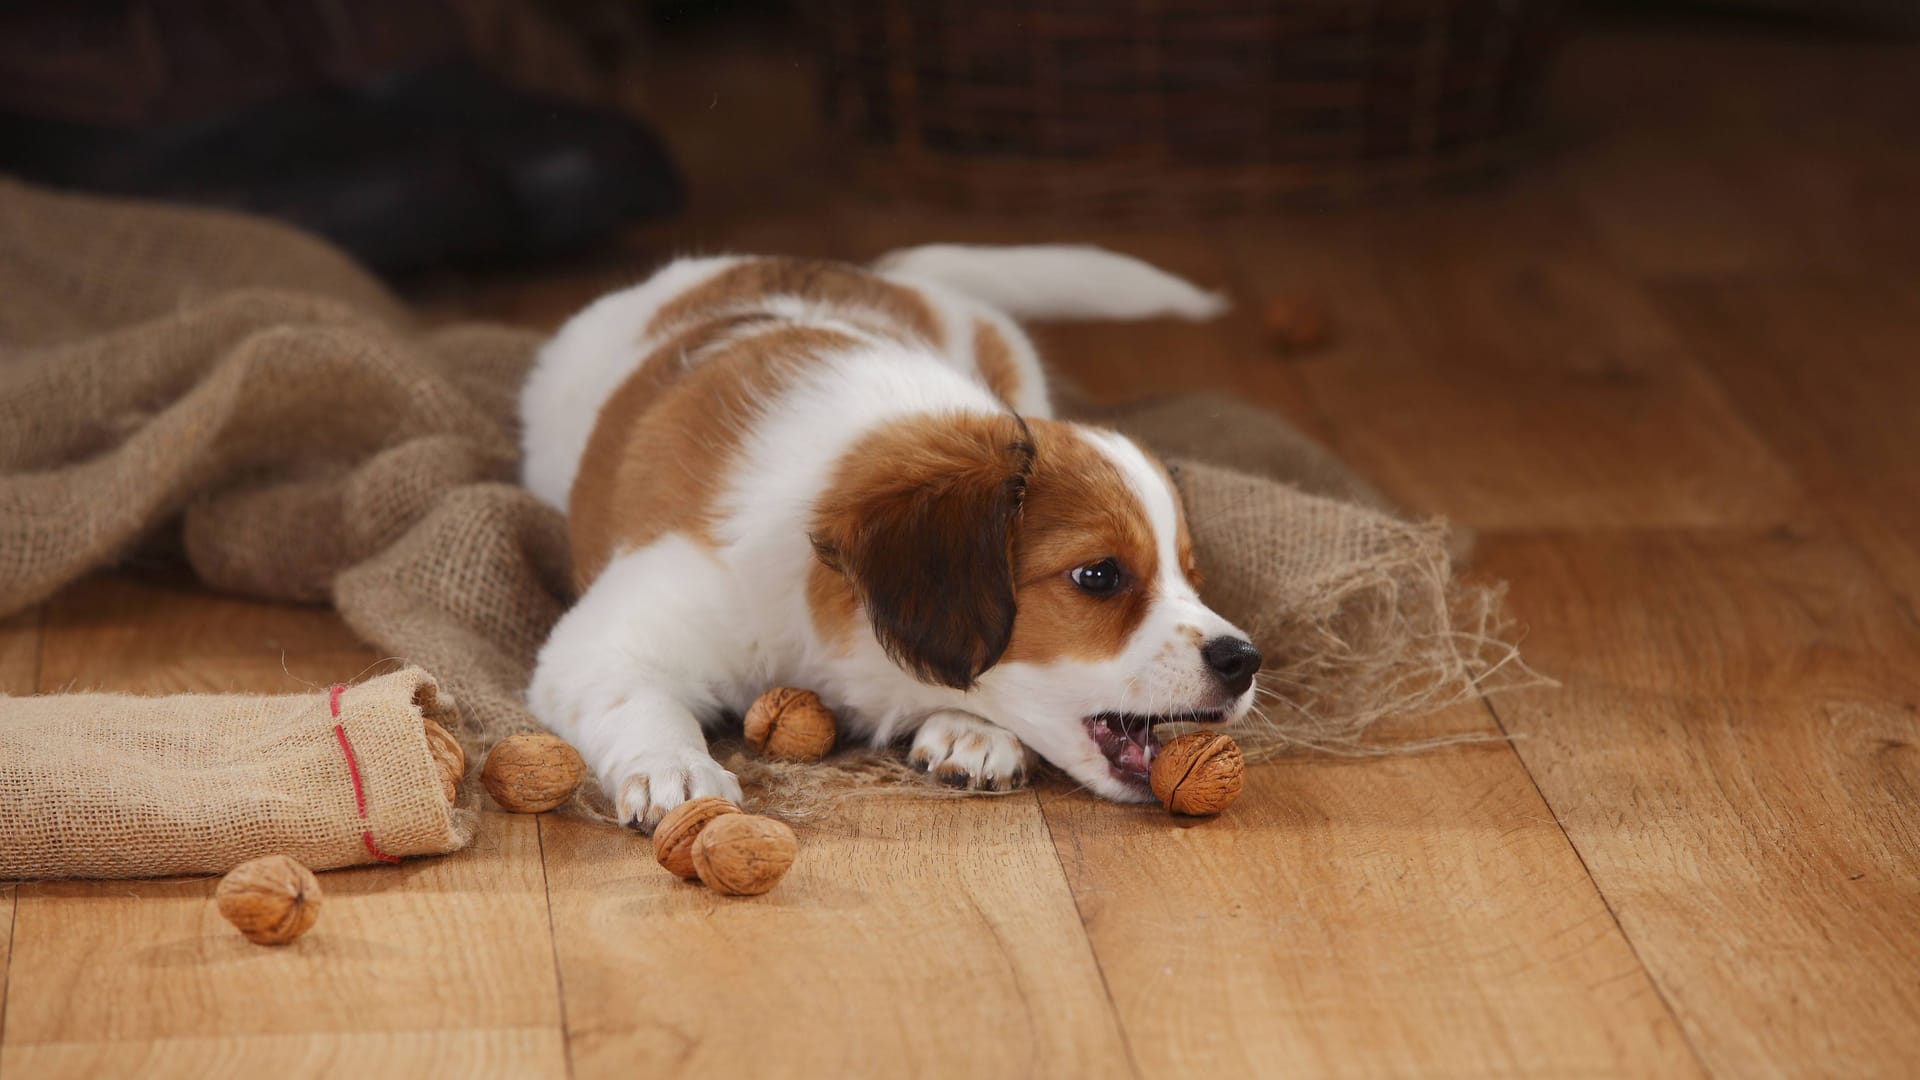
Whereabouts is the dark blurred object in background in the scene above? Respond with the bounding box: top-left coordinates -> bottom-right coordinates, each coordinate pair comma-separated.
0,0 -> 684,273
5,0 -> 1909,270
1611,0 -> 1920,29
811,1 -> 1568,219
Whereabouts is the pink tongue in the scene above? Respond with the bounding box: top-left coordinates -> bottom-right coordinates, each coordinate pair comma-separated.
1115,741 -> 1150,774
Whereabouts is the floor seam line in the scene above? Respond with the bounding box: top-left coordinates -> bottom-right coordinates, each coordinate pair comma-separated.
1479,692 -> 1717,1077
535,817 -> 577,1080
1031,787 -> 1148,1080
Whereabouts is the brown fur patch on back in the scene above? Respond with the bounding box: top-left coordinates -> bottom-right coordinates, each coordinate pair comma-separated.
1000,420 -> 1159,665
810,412 -> 1034,689
650,257 -> 943,345
569,322 -> 858,591
972,319 -> 1022,408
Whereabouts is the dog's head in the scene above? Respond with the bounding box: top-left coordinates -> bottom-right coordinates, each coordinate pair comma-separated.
811,413 -> 1260,801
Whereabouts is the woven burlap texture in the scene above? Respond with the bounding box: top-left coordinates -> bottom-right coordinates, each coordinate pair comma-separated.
0,667 -> 470,879
0,178 -> 1524,869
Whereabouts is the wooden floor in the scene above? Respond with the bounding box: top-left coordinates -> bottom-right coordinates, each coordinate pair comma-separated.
5,11 -> 1919,1078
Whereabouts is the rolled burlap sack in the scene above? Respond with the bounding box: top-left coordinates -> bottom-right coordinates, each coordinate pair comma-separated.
0,667 -> 473,879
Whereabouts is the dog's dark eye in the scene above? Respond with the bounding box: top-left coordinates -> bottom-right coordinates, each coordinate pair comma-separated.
1070,559 -> 1122,595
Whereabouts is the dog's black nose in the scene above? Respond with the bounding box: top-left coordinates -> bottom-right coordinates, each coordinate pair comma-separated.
1202,636 -> 1262,696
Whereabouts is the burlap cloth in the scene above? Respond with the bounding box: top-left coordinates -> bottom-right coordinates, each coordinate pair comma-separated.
0,668 -> 469,879
0,178 -> 1525,879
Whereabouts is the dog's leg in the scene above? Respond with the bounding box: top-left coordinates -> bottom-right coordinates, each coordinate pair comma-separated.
907,711 -> 1033,792
527,538 -> 745,830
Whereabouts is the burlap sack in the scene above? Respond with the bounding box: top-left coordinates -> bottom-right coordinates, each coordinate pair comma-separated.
0,177 -> 1525,874
0,668 -> 471,879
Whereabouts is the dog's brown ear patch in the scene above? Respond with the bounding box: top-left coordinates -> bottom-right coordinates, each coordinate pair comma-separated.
810,413 -> 1034,689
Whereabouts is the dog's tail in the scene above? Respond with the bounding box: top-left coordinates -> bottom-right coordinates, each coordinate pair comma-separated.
873,243 -> 1228,322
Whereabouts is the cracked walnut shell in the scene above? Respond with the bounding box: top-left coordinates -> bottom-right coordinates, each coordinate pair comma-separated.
1149,732 -> 1245,816
743,687 -> 837,763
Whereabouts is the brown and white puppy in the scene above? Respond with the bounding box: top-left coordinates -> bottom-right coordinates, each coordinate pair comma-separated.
520,245 -> 1262,828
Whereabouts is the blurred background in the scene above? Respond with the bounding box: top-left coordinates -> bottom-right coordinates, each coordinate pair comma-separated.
4,1 -> 1913,291
9,0 -> 1915,454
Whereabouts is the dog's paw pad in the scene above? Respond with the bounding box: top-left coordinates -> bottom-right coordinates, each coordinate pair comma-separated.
610,750 -> 743,832
910,713 -> 1031,793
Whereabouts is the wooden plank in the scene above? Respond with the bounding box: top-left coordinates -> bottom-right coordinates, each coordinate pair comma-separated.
1483,530 -> 1920,706
35,573 -> 383,695
0,607 -> 37,694
1042,703 -> 1702,1077
2,1028 -> 566,1080
1215,214 -> 1428,377
1549,27 -> 1808,281
1482,532 -> 1920,1077
540,793 -> 1135,1077
5,575 -> 568,1077
1295,361 -> 1803,530
1224,180 -> 1710,379
1566,148 -> 1787,282
5,822 -> 560,1045
0,607 -> 34,1055
1654,278 -> 1920,616
0,882 -> 11,1069
1554,22 -> 1920,281
1222,191 -> 1804,531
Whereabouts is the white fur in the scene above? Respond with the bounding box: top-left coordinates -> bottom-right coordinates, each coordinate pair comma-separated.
528,535 -> 746,824
909,712 -> 1032,790
519,255 -> 745,511
874,243 -> 1228,322
520,247 -> 1251,827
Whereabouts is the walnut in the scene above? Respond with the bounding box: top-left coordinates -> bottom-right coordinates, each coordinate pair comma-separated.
481,733 -> 585,813
423,718 -> 465,804
1149,732 -> 1245,816
1263,295 -> 1332,352
215,854 -> 323,945
743,688 -> 837,763
691,814 -> 798,896
652,796 -> 743,879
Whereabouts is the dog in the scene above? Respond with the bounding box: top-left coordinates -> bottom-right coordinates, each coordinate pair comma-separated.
520,244 -> 1264,828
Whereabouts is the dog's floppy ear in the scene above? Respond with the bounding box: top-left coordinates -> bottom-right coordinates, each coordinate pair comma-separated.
810,414 -> 1034,690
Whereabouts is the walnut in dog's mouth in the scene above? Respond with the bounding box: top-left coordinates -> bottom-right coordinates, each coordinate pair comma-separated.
1083,709 -> 1228,786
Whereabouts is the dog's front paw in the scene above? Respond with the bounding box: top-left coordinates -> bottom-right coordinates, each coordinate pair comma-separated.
908,712 -> 1032,792
609,749 -> 744,832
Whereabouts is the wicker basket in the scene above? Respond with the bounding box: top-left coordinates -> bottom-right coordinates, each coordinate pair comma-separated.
813,0 -> 1567,218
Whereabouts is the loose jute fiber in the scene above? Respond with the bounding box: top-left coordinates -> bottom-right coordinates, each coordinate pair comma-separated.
0,178 -> 1529,876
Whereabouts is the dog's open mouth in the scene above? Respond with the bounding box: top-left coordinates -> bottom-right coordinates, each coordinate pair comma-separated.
1083,708 -> 1229,787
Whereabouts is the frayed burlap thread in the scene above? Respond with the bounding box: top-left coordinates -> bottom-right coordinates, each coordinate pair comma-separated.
1167,461 -> 1528,759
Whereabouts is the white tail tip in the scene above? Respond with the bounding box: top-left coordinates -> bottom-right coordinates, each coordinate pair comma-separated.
876,243 -> 1231,323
